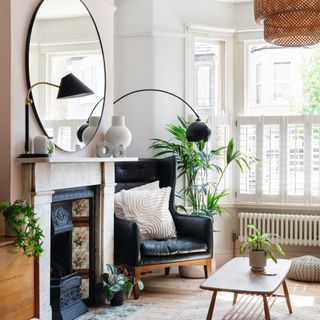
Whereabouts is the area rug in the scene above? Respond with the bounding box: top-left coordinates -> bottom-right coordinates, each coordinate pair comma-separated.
175,291 -> 320,320
77,302 -> 149,320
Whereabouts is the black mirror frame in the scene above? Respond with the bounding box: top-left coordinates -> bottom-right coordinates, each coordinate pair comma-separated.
25,0 -> 107,153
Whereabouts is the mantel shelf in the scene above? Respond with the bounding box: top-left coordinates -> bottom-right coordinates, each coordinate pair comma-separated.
17,157 -> 139,164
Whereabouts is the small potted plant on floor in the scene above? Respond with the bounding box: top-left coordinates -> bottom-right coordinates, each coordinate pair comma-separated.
0,200 -> 44,257
240,224 -> 285,272
100,264 -> 135,306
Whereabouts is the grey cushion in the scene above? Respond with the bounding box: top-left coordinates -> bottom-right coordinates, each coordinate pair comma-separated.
140,236 -> 207,256
287,255 -> 320,283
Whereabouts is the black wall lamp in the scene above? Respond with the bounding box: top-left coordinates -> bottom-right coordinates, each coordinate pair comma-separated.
20,73 -> 94,158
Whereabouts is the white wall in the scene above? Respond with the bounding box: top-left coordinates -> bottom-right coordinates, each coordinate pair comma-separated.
114,0 -> 235,158
0,0 -> 11,230
0,0 -> 115,232
115,0 -> 320,267
115,0 -> 238,266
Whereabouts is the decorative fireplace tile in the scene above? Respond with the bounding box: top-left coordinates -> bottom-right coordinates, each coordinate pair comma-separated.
72,199 -> 90,217
73,248 -> 90,269
73,226 -> 90,250
80,278 -> 90,300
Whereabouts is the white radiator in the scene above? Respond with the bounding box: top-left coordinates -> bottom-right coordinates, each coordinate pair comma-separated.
239,212 -> 320,247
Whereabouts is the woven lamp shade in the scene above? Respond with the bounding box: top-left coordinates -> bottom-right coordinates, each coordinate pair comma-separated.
254,0 -> 320,47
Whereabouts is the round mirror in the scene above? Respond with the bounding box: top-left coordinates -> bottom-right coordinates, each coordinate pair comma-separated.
26,0 -> 105,152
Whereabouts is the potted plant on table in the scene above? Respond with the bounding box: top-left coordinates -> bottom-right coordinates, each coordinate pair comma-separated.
98,264 -> 144,306
240,224 -> 285,272
0,200 -> 44,257
150,116 -> 252,277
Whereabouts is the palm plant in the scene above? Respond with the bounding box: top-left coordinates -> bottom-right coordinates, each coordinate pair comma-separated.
150,116 -> 251,219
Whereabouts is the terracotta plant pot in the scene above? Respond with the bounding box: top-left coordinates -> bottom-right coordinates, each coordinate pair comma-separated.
110,291 -> 124,306
249,251 -> 266,272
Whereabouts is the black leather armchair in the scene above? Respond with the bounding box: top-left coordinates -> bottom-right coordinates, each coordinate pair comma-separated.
114,156 -> 213,299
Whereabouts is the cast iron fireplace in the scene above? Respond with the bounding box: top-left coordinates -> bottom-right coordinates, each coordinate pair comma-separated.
50,187 -> 95,320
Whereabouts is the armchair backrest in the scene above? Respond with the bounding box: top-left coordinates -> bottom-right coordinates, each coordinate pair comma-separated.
115,156 -> 177,213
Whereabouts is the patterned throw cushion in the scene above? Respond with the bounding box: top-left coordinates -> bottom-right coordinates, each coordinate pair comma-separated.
287,255 -> 320,283
114,181 -> 159,219
120,187 -> 177,240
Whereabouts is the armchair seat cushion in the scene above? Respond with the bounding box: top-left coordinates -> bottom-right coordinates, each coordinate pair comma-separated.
140,236 -> 208,257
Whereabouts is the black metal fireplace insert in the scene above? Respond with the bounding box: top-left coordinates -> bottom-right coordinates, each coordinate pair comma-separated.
51,187 -> 95,320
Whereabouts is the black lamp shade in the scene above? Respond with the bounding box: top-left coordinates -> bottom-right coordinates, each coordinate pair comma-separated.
57,73 -> 94,99
186,119 -> 211,142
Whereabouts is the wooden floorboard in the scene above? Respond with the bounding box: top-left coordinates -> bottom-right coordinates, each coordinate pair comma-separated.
128,272 -> 320,320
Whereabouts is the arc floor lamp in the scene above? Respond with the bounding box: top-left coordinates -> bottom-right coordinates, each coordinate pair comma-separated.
77,89 -> 211,143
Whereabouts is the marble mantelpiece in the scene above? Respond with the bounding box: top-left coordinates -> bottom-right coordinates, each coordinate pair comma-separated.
18,157 -> 138,320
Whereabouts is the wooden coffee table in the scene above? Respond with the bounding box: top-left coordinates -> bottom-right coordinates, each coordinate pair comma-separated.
200,258 -> 292,320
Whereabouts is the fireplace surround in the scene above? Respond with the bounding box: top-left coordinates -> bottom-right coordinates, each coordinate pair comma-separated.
19,157 -> 137,320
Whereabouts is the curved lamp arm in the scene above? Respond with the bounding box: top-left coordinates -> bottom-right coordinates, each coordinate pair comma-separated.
25,81 -> 60,104
113,88 -> 211,142
113,88 -> 201,120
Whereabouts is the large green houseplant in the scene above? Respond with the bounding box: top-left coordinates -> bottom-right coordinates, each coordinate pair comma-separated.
150,116 -> 251,278
0,200 -> 44,257
150,116 -> 250,219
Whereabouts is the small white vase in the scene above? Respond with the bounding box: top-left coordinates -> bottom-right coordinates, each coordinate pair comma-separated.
82,116 -> 100,144
33,135 -> 49,154
105,116 -> 132,148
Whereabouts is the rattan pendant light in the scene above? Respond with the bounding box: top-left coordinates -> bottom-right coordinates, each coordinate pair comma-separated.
254,0 -> 320,47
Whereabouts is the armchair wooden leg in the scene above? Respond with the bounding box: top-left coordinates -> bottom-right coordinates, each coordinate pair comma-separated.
133,266 -> 141,300
165,267 -> 170,276
204,259 -> 212,278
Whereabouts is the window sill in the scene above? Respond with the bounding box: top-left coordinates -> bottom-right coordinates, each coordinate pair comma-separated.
223,202 -> 320,211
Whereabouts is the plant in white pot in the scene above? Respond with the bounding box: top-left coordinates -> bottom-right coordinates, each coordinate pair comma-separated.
240,224 -> 285,272
150,116 -> 252,278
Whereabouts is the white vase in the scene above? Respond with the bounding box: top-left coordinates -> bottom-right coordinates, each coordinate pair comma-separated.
82,116 -> 100,144
33,135 -> 49,154
105,116 -> 132,148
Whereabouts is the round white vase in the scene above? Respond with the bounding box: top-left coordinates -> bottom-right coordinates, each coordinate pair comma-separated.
33,135 -> 49,154
82,116 -> 100,144
105,116 -> 132,148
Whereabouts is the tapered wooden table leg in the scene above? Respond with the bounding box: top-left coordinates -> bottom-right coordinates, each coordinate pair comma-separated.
282,280 -> 293,313
263,294 -> 271,320
233,293 -> 238,306
206,290 -> 217,320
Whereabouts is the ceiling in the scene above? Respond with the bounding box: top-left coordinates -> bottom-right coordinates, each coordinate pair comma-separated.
37,0 -> 88,20
216,0 -> 252,3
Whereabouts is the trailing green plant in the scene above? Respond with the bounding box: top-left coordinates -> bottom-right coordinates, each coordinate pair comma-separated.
150,116 -> 251,219
101,264 -> 144,301
240,224 -> 285,263
0,200 -> 44,257
47,141 -> 55,154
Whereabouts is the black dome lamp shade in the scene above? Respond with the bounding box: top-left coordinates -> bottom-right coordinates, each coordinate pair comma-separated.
112,89 -> 211,143
186,118 -> 211,142
57,73 -> 94,99
20,73 -> 94,157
